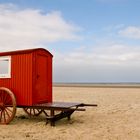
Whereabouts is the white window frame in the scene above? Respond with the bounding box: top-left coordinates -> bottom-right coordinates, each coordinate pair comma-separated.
0,56 -> 11,78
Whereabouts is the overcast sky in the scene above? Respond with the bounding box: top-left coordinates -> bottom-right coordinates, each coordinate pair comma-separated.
0,0 -> 140,83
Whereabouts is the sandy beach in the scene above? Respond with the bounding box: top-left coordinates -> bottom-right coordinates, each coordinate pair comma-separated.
1,86 -> 140,140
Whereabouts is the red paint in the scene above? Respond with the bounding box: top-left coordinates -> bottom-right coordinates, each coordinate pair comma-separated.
0,48 -> 53,106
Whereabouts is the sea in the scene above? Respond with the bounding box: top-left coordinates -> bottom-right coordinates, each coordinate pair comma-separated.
53,83 -> 140,88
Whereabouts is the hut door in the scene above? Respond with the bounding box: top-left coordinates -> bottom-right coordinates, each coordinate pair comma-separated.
36,54 -> 48,102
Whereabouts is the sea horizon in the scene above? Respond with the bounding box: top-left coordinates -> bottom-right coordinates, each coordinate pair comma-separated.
53,82 -> 140,88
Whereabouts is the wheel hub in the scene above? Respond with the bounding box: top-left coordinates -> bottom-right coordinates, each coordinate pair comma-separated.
0,102 -> 5,110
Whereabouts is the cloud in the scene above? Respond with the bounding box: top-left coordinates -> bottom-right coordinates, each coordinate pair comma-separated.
103,24 -> 125,32
53,43 -> 140,82
55,44 -> 140,66
119,26 -> 140,39
0,4 -> 81,51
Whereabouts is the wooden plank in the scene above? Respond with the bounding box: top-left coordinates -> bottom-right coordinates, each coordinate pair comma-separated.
34,102 -> 83,108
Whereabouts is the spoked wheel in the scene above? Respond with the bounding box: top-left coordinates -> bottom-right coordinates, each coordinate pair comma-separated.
0,87 -> 16,124
23,108 -> 43,117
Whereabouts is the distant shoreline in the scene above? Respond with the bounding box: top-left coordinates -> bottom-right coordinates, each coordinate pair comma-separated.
53,83 -> 140,88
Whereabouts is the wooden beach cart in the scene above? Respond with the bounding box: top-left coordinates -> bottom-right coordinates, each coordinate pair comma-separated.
0,48 -> 97,126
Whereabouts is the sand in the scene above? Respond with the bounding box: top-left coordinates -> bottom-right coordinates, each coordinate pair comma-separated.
1,86 -> 140,140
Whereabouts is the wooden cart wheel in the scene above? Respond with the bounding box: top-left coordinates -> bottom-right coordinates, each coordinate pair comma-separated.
0,87 -> 16,124
23,108 -> 43,117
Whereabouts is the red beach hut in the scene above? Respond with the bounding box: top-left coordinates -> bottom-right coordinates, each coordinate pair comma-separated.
0,48 -> 97,126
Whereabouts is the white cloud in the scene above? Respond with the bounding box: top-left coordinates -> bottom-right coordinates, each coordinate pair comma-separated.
54,44 -> 140,66
0,4 -> 81,51
119,26 -> 140,39
103,24 -> 125,32
53,44 -> 140,82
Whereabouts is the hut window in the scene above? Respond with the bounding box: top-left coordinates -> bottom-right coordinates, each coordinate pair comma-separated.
0,56 -> 11,78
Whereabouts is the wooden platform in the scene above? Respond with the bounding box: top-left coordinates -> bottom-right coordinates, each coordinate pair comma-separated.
21,102 -> 97,126
34,102 -> 83,109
